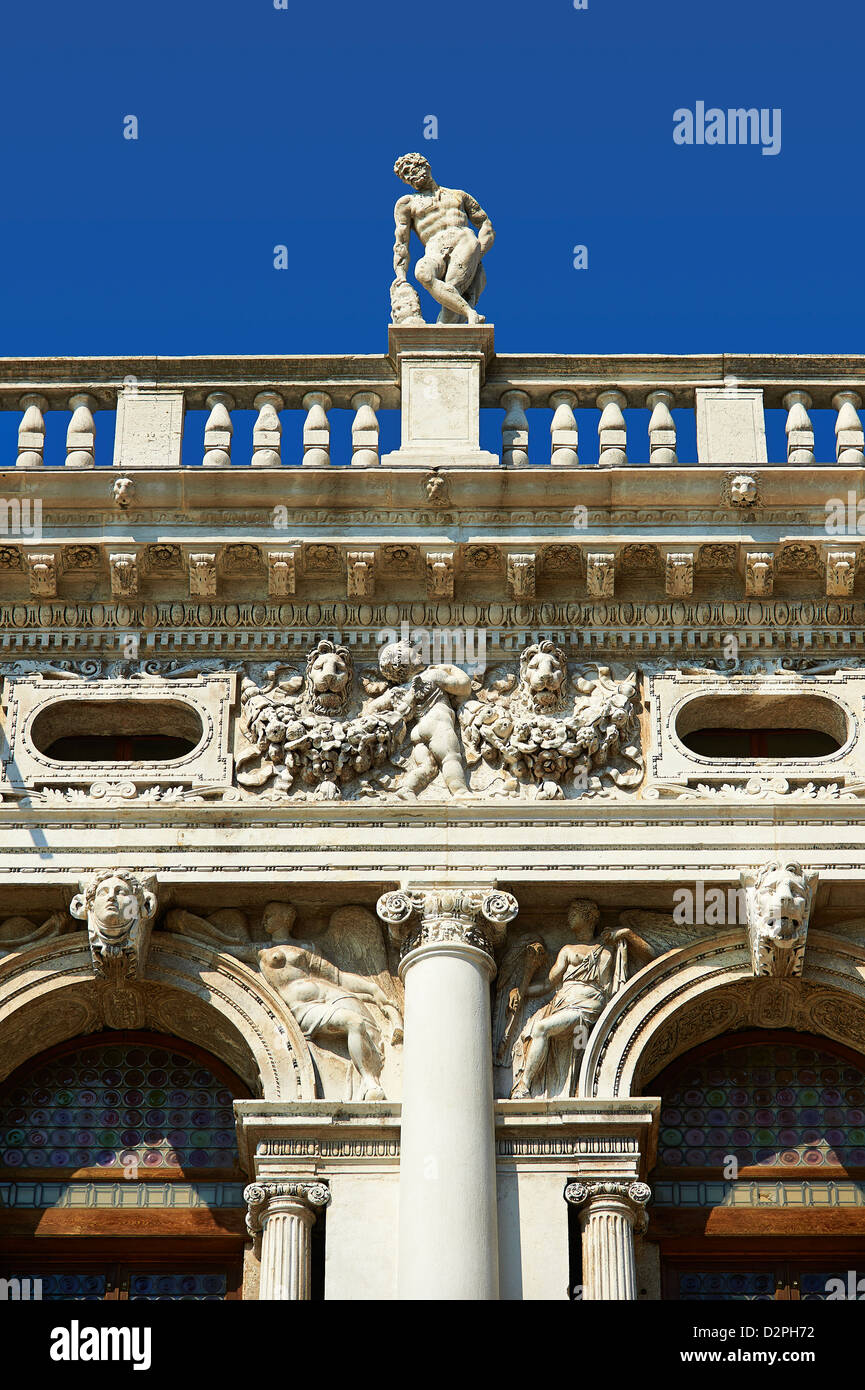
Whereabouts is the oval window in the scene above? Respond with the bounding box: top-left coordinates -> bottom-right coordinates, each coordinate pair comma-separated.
30,699 -> 203,763
676,693 -> 847,761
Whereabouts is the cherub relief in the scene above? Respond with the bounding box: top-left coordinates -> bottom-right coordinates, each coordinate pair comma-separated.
365,640 -> 471,798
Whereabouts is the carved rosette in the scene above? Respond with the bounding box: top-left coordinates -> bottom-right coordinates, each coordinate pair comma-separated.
564,1179 -> 652,1232
243,1180 -> 331,1241
376,887 -> 518,962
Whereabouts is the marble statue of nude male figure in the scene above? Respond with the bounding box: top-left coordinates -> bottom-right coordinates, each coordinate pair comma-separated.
392,152 -> 495,325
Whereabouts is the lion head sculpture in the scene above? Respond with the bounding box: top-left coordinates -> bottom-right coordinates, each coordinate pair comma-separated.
518,640 -> 569,711
742,860 -> 817,977
304,639 -> 354,716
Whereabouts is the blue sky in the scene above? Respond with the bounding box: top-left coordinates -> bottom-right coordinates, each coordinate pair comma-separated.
1,0 -> 861,359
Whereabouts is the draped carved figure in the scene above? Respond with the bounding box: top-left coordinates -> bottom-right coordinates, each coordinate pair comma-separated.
495,900 -> 656,1100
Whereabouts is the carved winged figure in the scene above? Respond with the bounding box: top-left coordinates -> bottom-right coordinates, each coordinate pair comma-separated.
496,901 -> 710,1100
258,904 -> 404,1101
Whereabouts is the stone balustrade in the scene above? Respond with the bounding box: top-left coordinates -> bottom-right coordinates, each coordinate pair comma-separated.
2,344 -> 865,468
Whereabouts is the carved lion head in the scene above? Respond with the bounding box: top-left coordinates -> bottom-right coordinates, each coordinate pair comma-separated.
751,860 -> 815,949
519,641 -> 568,711
305,640 -> 354,715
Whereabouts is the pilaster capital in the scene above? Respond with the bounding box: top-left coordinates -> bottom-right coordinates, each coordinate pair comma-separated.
243,1180 -> 331,1240
376,885 -> 518,962
564,1180 -> 651,1232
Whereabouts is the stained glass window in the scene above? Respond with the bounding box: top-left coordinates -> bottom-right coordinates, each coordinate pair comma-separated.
129,1273 -> 227,1301
0,1038 -> 242,1173
677,1271 -> 775,1300
10,1274 -> 107,1301
656,1039 -> 865,1170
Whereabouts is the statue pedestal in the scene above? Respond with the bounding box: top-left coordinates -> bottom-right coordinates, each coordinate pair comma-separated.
382,324 -> 499,468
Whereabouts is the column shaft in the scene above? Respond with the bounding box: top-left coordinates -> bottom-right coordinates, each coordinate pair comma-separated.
580,1199 -> 638,1300
398,942 -> 499,1299
259,1203 -> 316,1300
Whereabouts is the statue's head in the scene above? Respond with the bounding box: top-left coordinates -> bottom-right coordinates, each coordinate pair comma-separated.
261,901 -> 298,942
379,640 -> 424,685
567,899 -> 601,943
394,152 -> 432,191
519,641 -> 568,710
305,639 -> 354,715
71,870 -> 157,942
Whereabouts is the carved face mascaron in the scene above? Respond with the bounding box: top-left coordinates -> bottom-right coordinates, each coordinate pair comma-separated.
89,875 -> 142,940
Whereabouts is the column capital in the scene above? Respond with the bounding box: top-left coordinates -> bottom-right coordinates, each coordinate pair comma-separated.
564,1180 -> 651,1232
243,1180 -> 331,1240
376,885 -> 518,963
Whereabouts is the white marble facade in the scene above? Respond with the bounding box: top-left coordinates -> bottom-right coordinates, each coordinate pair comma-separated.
2,334 -> 865,1299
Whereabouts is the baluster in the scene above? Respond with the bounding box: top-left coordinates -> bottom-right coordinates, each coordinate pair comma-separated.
17,394 -> 48,468
597,390 -> 627,466
302,391 -> 331,467
66,393 -> 96,469
501,389 -> 530,468
549,390 -> 579,467
647,390 -> 677,465
202,392 -> 234,468
833,391 -> 865,464
783,390 -> 815,464
351,391 -> 381,467
252,391 -> 283,468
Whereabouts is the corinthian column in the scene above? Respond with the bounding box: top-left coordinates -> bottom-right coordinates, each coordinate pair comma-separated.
377,885 -> 518,1300
565,1180 -> 651,1300
244,1181 -> 331,1300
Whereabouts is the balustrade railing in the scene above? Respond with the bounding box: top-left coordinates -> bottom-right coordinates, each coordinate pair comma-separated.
0,351 -> 863,469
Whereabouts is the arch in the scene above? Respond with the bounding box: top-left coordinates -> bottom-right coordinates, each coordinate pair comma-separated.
0,932 -> 316,1102
579,928 -> 865,1099
0,1029 -> 251,1176
650,1029 -> 865,1175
